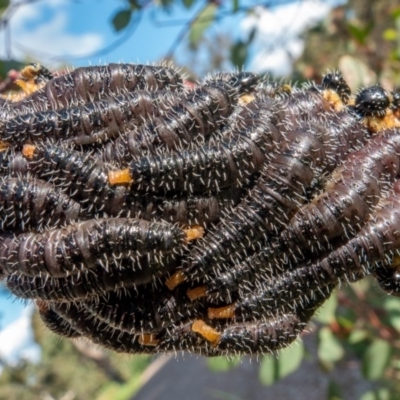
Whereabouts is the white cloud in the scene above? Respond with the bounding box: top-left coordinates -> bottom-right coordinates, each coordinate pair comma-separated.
0,0 -> 104,66
0,305 -> 41,371
242,0 -> 335,76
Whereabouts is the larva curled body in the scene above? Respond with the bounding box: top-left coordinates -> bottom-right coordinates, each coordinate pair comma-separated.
1,90 -> 182,147
180,118 -> 368,284
3,64 -> 184,116
6,254 -> 180,300
0,218 -> 186,278
0,177 -> 82,232
98,72 -> 259,164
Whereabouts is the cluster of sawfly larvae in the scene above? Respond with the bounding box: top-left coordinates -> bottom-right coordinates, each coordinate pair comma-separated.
1,62 -> 400,356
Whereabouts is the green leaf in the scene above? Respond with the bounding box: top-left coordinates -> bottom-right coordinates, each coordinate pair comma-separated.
348,329 -> 369,344
327,380 -> 343,400
383,28 -> 398,41
259,344 -> 304,386
182,0 -> 194,8
318,327 -> 344,366
111,9 -> 132,32
391,8 -> 400,19
230,41 -> 248,68
383,296 -> 400,330
232,0 -> 239,13
362,339 -> 391,381
360,388 -> 390,400
347,22 -> 373,45
189,4 -> 217,49
0,59 -> 25,78
276,342 -> 304,378
207,356 -> 241,372
314,292 -> 337,324
259,355 -> 276,386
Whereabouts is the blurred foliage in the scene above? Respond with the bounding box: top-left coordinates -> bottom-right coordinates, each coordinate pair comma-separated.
0,312 -> 152,400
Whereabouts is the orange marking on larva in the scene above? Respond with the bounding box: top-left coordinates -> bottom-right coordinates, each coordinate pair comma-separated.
364,111 -> 400,133
22,144 -> 37,159
323,89 -> 344,112
392,255 -> 400,269
184,225 -> 205,242
138,334 -> 159,347
238,93 -> 255,106
0,141 -> 9,151
187,286 -> 207,301
165,270 -> 186,290
208,304 -> 236,319
108,168 -> 133,185
192,320 -> 221,343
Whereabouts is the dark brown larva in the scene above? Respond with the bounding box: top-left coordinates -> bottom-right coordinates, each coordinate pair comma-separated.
1,90 -> 182,147
6,255 -> 180,301
0,177 -> 81,232
122,186 -> 242,227
3,64 -> 184,115
0,218 -> 186,278
37,301 -> 81,338
280,129 -> 400,261
98,72 -> 259,164
179,118 -> 368,285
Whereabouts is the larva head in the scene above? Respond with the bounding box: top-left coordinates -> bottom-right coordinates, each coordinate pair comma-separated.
355,85 -> 390,117
321,72 -> 351,103
226,72 -> 259,93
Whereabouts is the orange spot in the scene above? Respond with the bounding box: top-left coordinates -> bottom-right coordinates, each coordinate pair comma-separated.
208,304 -> 236,319
138,334 -> 159,346
187,286 -> 207,301
165,270 -> 186,290
108,168 -> 132,185
22,144 -> 36,159
323,89 -> 344,111
184,225 -> 204,242
0,141 -> 9,151
238,94 -> 255,106
192,320 -> 221,343
392,255 -> 400,269
364,111 -> 400,133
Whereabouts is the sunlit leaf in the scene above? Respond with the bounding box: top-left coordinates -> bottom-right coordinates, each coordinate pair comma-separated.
314,292 -> 337,324
362,339 -> 391,381
276,342 -> 304,378
383,296 -> 400,330
348,329 -> 369,344
189,3 -> 217,49
318,327 -> 344,366
347,22 -> 373,45
111,9 -> 132,32
383,28 -> 398,41
207,356 -> 241,372
259,355 -> 276,386
360,388 -> 390,400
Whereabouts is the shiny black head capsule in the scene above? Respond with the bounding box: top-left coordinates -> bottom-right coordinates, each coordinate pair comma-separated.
355,85 -> 390,117
321,72 -> 351,103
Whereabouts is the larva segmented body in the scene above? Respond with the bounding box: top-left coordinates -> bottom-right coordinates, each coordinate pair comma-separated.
37,301 -> 81,338
0,177 -> 82,232
1,90 -> 181,147
3,64 -> 183,116
280,129 -> 400,261
126,135 -> 266,194
21,142 -> 124,215
180,118 -> 368,284
98,72 -> 259,164
123,186 -> 242,227
213,180 -> 400,323
6,255 -> 180,300
0,218 -> 186,278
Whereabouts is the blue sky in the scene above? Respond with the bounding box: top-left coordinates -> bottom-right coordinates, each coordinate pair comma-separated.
0,0 -> 341,364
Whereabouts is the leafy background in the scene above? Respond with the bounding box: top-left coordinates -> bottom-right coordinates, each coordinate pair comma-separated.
1,0 -> 400,399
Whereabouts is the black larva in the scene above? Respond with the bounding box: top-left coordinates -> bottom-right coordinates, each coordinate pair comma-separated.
4,64 -> 184,115
0,218 -> 186,278
0,177 -> 82,232
98,72 -> 259,164
1,90 -> 182,147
